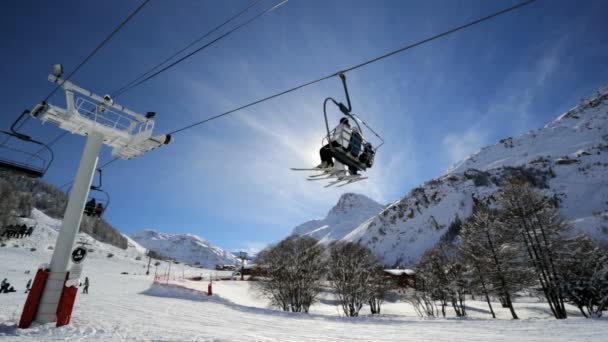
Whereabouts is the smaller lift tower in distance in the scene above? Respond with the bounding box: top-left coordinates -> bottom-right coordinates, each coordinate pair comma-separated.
19,66 -> 171,328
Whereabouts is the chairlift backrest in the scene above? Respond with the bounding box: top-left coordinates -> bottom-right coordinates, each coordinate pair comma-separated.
0,127 -> 53,178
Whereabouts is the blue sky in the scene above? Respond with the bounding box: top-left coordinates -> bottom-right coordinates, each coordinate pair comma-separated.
1,0 -> 607,253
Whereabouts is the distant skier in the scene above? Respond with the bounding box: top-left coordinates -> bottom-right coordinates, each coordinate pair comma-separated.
19,225 -> 27,238
82,277 -> 89,294
25,226 -> 33,237
1,279 -> 13,293
318,117 -> 351,169
25,279 -> 32,293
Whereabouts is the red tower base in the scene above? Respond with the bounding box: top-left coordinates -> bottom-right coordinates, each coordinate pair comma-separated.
19,270 -> 79,329
56,274 -> 78,327
19,268 -> 50,329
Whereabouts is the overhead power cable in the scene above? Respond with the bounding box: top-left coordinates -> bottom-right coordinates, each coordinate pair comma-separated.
111,0 -> 288,98
20,0 -> 151,162
111,0 -> 264,98
167,0 -> 536,135
56,0 -> 536,189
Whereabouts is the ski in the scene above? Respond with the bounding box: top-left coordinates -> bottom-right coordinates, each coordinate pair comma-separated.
290,167 -> 332,172
325,175 -> 366,188
337,176 -> 368,187
308,175 -> 338,181
308,172 -> 333,178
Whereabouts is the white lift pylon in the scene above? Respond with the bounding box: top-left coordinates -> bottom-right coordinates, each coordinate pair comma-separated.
20,70 -> 171,327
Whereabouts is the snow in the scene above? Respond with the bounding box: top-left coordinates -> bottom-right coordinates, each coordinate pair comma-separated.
384,269 -> 415,276
1,210 -> 607,341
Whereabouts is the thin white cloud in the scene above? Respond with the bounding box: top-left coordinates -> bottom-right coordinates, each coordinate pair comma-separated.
442,129 -> 484,166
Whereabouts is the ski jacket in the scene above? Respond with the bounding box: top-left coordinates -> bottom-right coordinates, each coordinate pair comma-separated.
331,122 -> 352,149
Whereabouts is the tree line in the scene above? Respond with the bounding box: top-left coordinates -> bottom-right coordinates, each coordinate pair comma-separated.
254,179 -> 608,319
407,180 -> 607,319
254,236 -> 390,317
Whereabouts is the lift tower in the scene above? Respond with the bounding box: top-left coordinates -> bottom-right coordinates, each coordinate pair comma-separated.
19,69 -> 171,328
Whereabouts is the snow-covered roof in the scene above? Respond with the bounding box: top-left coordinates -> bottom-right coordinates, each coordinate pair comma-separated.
384,269 -> 415,276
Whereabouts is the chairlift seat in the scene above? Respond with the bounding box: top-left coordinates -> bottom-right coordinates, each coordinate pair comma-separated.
325,127 -> 374,172
0,158 -> 44,178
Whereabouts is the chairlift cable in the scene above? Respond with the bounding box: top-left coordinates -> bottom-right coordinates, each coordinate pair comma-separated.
166,0 -> 536,136
55,0 -> 535,189
14,0 -> 151,164
41,0 -> 151,104
112,0 -> 288,98
28,0 -> 271,159
110,0 -> 265,99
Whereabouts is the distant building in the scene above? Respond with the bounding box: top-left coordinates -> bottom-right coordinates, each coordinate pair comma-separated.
384,268 -> 416,288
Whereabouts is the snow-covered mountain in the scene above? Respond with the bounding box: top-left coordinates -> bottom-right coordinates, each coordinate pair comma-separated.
292,193 -> 384,243
295,86 -> 608,266
131,229 -> 238,268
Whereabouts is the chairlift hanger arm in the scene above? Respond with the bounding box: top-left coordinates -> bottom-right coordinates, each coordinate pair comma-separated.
90,169 -> 103,190
338,73 -> 352,114
9,110 -> 33,141
323,97 -> 362,136
1,109 -> 56,175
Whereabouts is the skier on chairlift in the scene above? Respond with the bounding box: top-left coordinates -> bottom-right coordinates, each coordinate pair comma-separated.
95,203 -> 104,218
85,198 -> 96,217
317,117 -> 351,169
292,73 -> 383,187
347,126 -> 363,175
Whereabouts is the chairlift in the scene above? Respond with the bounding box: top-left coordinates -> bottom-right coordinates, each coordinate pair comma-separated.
0,109 -> 54,178
292,73 -> 384,187
67,169 -> 110,217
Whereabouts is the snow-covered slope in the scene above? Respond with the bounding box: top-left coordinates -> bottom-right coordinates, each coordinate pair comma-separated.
131,229 -> 238,268
292,193 -> 384,243
294,87 -> 608,267
346,86 -> 608,266
2,208 -> 147,265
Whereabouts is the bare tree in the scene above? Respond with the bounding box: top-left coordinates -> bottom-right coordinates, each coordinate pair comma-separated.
327,241 -> 377,317
417,245 -> 451,317
255,236 -> 325,313
460,204 -> 533,319
403,287 -> 437,317
558,236 -> 608,318
368,265 -> 391,315
0,179 -> 18,229
500,180 -> 569,319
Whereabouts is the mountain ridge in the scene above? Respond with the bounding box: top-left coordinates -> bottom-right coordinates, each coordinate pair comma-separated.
292,193 -> 384,243
131,229 -> 238,268
291,85 -> 608,266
